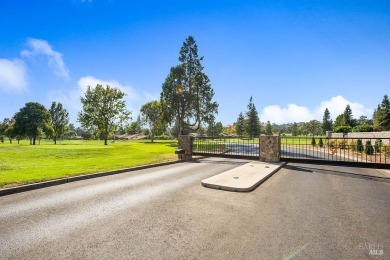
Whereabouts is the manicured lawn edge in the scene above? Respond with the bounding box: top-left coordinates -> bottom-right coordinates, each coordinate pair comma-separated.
0,159 -> 184,197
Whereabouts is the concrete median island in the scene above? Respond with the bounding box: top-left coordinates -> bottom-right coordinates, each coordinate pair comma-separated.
201,161 -> 286,192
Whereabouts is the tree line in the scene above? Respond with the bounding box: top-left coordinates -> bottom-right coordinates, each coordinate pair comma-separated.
320,95 -> 390,135
0,36 -> 220,145
0,102 -> 69,145
254,95 -> 389,137
1,35 -> 388,144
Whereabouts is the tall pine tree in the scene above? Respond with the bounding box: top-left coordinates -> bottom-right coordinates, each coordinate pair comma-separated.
322,108 -> 333,134
334,104 -> 356,129
265,121 -> 273,135
343,104 -> 355,127
160,36 -> 218,135
246,96 -> 261,138
235,112 -> 245,136
373,95 -> 390,131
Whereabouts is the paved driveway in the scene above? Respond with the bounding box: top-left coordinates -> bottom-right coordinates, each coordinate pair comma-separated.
1,158 -> 389,259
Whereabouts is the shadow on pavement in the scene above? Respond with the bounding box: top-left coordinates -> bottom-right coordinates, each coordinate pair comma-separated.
285,164 -> 390,183
283,164 -> 313,173
189,158 -> 248,166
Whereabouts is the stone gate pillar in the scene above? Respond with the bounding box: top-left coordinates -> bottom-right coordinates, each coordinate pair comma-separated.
178,135 -> 193,160
259,135 -> 280,162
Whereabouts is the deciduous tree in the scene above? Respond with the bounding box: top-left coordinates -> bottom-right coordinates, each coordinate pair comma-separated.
127,121 -> 141,135
4,118 -> 16,143
13,102 -> 53,145
357,115 -> 372,126
140,100 -> 166,142
1,118 -> 16,143
207,121 -> 223,136
303,120 -> 322,136
0,120 -> 5,140
78,84 -> 131,145
49,102 -> 69,144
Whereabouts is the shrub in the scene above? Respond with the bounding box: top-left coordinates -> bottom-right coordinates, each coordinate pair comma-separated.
327,139 -> 337,148
356,139 -> 363,152
318,138 -> 324,147
337,139 -> 348,149
311,137 -> 316,147
374,139 -> 382,153
352,124 -> 374,132
334,125 -> 352,133
365,140 -> 374,155
349,140 -> 357,151
381,144 -> 390,157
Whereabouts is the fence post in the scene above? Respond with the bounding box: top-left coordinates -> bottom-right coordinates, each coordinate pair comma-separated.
178,135 -> 193,160
259,135 -> 281,162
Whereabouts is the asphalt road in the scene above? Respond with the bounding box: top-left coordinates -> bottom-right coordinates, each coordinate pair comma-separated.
1,158 -> 389,259
223,143 -> 259,157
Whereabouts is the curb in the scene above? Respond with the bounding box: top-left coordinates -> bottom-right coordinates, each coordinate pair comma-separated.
0,159 -> 185,197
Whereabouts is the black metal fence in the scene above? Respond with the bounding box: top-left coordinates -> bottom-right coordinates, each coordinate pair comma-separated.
190,136 -> 390,168
280,136 -> 390,168
192,136 -> 259,159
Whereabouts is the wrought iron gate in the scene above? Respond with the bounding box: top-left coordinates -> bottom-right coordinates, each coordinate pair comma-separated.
280,136 -> 390,169
192,136 -> 259,160
190,136 -> 390,169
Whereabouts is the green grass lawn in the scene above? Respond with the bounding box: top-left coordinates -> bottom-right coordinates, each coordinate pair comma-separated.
0,139 -> 178,188
280,136 -> 326,145
192,142 -> 229,153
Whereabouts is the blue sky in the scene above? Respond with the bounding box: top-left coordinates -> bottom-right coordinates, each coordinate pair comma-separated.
0,0 -> 389,126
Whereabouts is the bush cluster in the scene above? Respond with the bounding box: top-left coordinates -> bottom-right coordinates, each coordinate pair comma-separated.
356,139 -> 364,152
334,126 -> 352,133
375,139 -> 382,153
365,140 -> 374,155
318,138 -> 324,147
324,138 -> 385,155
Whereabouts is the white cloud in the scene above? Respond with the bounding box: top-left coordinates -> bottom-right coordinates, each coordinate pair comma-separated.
0,59 -> 27,91
21,38 -> 70,79
314,95 -> 373,120
260,96 -> 373,124
142,91 -> 159,102
261,104 -> 313,124
77,76 -> 139,101
48,76 -> 157,124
